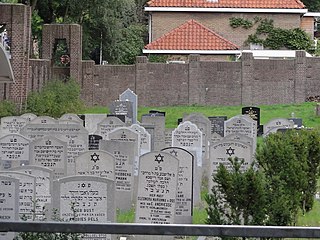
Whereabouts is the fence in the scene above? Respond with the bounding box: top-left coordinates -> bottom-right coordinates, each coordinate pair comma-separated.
2,221 -> 320,238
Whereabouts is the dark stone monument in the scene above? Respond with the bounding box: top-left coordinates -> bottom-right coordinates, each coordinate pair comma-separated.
208,116 -> 227,137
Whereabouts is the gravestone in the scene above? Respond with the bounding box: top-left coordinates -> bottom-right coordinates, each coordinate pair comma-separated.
140,123 -> 155,151
53,176 -> 115,239
119,88 -> 138,124
82,114 -> 108,134
75,150 -> 115,179
59,113 -> 84,125
107,114 -> 126,124
223,133 -> 255,155
30,136 -> 67,179
224,115 -> 257,150
20,123 -> 88,176
209,140 -> 253,192
130,124 -> 151,155
210,132 -> 223,144
0,171 -> 36,220
288,118 -> 303,128
96,116 -> 126,139
100,140 -> 135,211
30,116 -> 58,124
183,113 -> 211,176
141,113 -> 165,151
135,151 -> 178,224
20,113 -> 37,122
208,116 -> 227,137
0,116 -> 28,137
0,134 -> 30,169
0,175 -> 19,240
161,147 -> 194,224
10,165 -> 53,220
107,127 -> 140,176
172,121 -> 202,166
263,118 -> 294,137
164,129 -> 173,148
109,100 -> 133,124
88,134 -> 103,150
242,106 -> 260,128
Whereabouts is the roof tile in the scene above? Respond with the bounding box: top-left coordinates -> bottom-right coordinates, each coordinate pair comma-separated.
147,0 -> 305,9
145,19 -> 239,50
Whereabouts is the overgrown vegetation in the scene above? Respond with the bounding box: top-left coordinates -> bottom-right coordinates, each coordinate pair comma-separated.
25,78 -> 84,118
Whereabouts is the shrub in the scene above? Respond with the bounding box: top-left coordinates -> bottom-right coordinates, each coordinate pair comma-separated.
25,78 -> 85,118
0,100 -> 18,117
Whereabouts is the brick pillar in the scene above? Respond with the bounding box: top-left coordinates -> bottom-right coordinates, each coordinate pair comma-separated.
69,24 -> 82,82
135,56 -> 148,106
241,52 -> 254,105
81,60 -> 95,106
188,54 -> 203,105
294,50 -> 307,103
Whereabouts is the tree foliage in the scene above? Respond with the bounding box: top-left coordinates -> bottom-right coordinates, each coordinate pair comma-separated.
25,79 -> 84,118
206,130 -> 320,228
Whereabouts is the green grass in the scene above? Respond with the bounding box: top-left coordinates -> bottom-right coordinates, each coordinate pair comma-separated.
84,102 -> 320,129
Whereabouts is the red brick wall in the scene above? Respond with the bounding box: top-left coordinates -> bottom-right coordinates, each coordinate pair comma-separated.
150,12 -> 302,48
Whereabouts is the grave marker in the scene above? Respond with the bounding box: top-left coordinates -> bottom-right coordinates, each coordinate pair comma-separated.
0,116 -> 28,137
119,88 -> 138,124
264,118 -> 294,137
96,116 -> 126,139
109,100 -> 133,124
208,116 -> 227,137
141,113 -> 165,151
88,134 -> 103,150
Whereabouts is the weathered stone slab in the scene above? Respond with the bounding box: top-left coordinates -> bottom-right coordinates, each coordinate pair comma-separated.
96,116 -> 126,139
141,113 -> 165,151
208,116 -> 227,137
0,116 -> 28,137
119,88 -> 138,124
130,124 -> 151,155
109,100 -> 133,124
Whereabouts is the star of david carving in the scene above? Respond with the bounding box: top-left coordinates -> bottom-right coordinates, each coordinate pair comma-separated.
226,147 -> 235,157
91,152 -> 100,163
155,154 -> 164,164
170,150 -> 178,157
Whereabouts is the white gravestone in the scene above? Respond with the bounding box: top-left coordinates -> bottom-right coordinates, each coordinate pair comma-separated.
161,147 -> 194,224
0,134 -> 30,169
263,118 -> 294,137
30,136 -> 67,179
0,116 -> 28,137
75,150 -> 115,179
135,151 -> 179,224
96,116 -> 126,139
119,88 -> 138,124
30,116 -> 58,124
0,171 -> 36,220
10,165 -> 53,220
20,113 -> 37,122
53,176 -> 115,240
130,124 -> 151,156
209,140 -> 253,192
100,140 -> 135,211
107,127 -> 140,176
223,133 -> 255,156
59,113 -> 84,125
0,175 -> 19,240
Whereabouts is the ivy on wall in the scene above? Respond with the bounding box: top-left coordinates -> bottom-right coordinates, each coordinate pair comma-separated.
229,17 -> 313,52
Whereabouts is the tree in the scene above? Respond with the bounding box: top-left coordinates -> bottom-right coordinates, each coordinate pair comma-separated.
301,0 -> 320,12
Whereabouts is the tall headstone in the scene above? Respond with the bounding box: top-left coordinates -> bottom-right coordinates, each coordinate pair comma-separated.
141,113 -> 165,151
208,116 -> 227,137
10,165 -> 53,220
107,127 -> 140,176
209,140 -> 253,192
0,116 -> 28,137
130,124 -> 151,155
0,171 -> 36,220
30,136 -> 67,179
242,106 -> 260,128
161,147 -> 194,224
224,115 -> 257,150
172,121 -> 202,166
53,176 -> 115,239
119,88 -> 138,124
164,129 -> 173,148
135,151 -> 179,224
264,118 -> 294,137
109,100 -> 133,124
96,116 -> 126,139
101,140 -> 135,211
0,134 -> 30,169
0,175 -> 19,240
75,150 -> 115,179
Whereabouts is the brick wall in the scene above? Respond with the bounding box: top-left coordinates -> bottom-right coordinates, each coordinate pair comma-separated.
150,12 -> 301,48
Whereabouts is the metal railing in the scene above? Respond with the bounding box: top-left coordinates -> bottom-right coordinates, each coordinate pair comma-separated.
2,221 -> 320,238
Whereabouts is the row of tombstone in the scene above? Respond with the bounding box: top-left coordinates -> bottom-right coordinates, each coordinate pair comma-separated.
0,102 -> 303,239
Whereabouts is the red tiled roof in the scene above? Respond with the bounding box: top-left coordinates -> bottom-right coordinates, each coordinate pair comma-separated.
145,19 -> 239,51
147,0 -> 305,9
